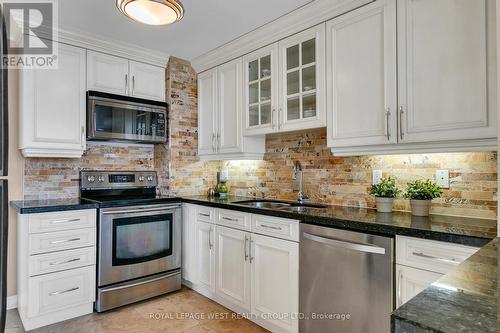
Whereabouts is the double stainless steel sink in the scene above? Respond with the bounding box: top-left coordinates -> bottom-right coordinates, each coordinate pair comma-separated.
233,200 -> 327,213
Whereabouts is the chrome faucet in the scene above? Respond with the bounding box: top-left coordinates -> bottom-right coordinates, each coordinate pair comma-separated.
292,161 -> 308,204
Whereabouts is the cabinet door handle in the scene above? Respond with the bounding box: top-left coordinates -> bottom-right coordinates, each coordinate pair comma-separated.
216,133 -> 220,152
261,224 -> 282,231
249,238 -> 254,263
271,107 -> 276,130
125,74 -> 128,92
244,235 -> 249,261
199,213 -> 210,217
211,133 -> 216,152
385,108 -> 391,141
412,252 -> 459,265
50,218 -> 80,225
278,107 -> 282,130
49,258 -> 81,266
49,287 -> 79,296
208,227 -> 213,250
399,106 -> 405,140
222,216 -> 238,222
397,270 -> 403,307
50,238 -> 81,245
132,75 -> 135,94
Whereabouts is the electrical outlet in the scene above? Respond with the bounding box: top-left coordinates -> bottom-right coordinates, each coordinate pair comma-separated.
372,170 -> 383,185
435,170 -> 450,189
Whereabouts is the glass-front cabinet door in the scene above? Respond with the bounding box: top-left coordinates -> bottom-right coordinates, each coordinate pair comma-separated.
242,44 -> 279,136
278,24 -> 326,132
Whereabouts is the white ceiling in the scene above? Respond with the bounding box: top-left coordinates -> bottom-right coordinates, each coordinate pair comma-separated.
59,0 -> 314,61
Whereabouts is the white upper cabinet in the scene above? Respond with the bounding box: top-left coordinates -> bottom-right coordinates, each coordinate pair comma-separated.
398,0 -> 497,144
243,44 -> 279,136
279,24 -> 326,133
20,43 -> 87,158
87,50 -> 165,102
327,0 -> 397,148
129,60 -> 166,101
198,59 -> 265,160
327,0 -> 497,156
87,51 -> 129,96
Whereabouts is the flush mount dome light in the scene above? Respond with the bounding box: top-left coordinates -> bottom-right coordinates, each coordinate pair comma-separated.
116,0 -> 184,26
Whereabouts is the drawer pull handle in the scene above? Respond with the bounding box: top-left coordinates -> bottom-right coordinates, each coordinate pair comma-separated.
412,252 -> 459,265
222,217 -> 238,222
49,258 -> 81,266
199,213 -> 210,217
261,224 -> 282,231
50,238 -> 81,245
50,218 -> 81,224
49,287 -> 79,296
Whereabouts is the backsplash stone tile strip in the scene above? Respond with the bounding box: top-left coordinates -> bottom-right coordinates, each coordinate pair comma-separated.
224,128 -> 498,219
22,56 -> 498,220
24,142 -> 154,200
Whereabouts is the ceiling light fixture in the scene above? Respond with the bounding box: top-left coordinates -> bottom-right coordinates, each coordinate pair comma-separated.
116,0 -> 184,26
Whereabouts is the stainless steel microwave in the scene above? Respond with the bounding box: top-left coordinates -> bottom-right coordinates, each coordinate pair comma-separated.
87,91 -> 167,144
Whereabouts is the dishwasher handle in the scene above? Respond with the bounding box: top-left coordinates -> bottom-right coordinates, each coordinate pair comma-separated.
303,232 -> 386,255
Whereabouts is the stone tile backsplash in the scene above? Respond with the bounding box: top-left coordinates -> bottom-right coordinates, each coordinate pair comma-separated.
23,57 -> 498,219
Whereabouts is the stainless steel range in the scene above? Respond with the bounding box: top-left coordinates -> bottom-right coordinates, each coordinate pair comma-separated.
80,171 -> 181,312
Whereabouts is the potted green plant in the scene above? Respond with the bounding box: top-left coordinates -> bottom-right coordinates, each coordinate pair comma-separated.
404,179 -> 443,217
368,177 -> 400,213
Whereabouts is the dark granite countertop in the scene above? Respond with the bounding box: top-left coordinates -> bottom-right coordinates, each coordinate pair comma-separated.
392,238 -> 497,333
182,196 -> 497,247
10,198 -> 99,214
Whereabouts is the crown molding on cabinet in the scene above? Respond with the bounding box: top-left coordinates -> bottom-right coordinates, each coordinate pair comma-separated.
33,27 -> 169,68
191,0 -> 374,73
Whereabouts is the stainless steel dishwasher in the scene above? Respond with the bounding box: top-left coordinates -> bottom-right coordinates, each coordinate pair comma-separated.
300,223 -> 394,333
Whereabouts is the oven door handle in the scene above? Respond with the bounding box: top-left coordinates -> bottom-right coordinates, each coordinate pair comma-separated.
102,205 -> 181,215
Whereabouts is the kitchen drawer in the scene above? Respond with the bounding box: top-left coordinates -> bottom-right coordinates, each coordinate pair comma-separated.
196,206 -> 216,224
251,214 -> 299,241
217,209 -> 251,231
396,236 -> 479,274
29,246 -> 96,277
27,265 -> 96,318
29,228 -> 96,255
28,209 -> 96,234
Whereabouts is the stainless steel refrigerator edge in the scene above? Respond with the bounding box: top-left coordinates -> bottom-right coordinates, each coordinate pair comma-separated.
300,224 -> 394,333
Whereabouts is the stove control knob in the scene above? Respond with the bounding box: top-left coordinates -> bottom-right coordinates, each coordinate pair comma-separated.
87,176 -> 95,183
138,176 -> 145,182
98,176 -> 105,183
147,176 -> 153,182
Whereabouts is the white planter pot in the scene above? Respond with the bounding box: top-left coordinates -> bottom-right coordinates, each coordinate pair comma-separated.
410,200 -> 432,217
375,197 -> 394,213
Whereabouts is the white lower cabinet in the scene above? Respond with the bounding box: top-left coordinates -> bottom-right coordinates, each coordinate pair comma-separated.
17,209 -> 97,331
395,236 -> 479,308
183,204 -> 299,333
251,234 -> 299,333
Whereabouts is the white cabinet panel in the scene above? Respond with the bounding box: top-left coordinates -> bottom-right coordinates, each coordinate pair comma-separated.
218,59 -> 242,153
87,51 -> 129,95
327,0 -> 397,148
129,61 -> 166,101
396,264 -> 442,308
20,43 -> 86,158
278,24 -> 326,133
181,204 -> 197,283
198,68 -> 218,156
251,234 -> 299,333
215,226 -> 251,312
195,221 -> 216,295
398,0 -> 497,143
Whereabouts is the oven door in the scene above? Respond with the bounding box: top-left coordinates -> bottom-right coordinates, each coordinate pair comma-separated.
98,204 -> 181,287
88,96 -> 167,143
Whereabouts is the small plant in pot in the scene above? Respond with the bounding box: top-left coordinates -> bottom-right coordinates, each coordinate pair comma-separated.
404,180 -> 443,217
368,177 -> 400,213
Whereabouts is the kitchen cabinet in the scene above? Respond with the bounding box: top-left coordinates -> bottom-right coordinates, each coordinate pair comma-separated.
395,264 -> 442,308
243,25 -> 326,136
215,225 -> 251,312
195,220 -> 216,297
17,209 -> 96,330
251,233 -> 299,333
181,204 -> 197,284
19,42 -> 87,158
198,59 -> 265,160
327,0 -> 497,156
395,236 -> 479,308
87,50 -> 165,102
326,0 -> 397,148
